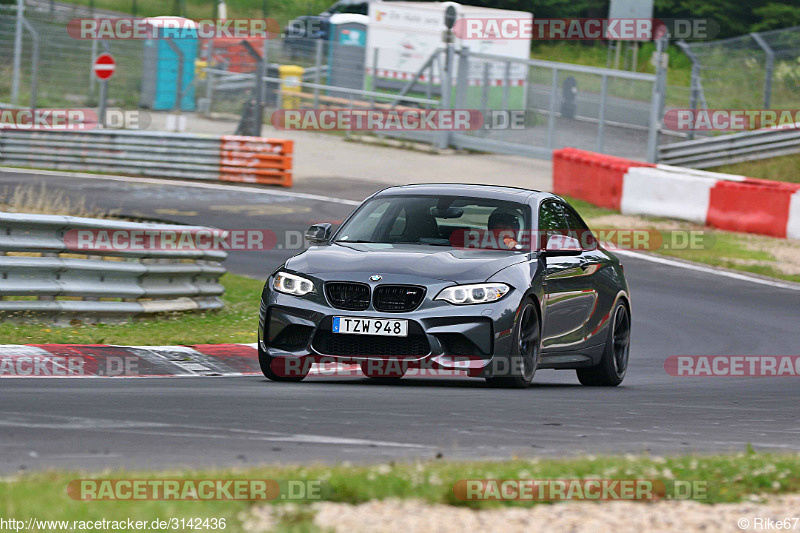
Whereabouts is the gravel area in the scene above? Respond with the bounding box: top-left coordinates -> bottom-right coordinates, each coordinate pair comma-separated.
243,494 -> 800,532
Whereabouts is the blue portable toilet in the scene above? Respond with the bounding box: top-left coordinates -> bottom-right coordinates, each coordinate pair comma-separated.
327,14 -> 368,95
140,17 -> 198,111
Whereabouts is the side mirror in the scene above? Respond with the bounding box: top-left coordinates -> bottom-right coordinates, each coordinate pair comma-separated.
305,223 -> 332,244
541,234 -> 582,257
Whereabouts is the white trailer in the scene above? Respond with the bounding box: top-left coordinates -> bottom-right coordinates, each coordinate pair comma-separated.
366,1 -> 532,93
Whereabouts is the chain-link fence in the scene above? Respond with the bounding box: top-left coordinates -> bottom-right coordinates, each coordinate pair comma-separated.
0,7 -> 142,109
678,25 -> 800,112
449,49 -> 662,161
202,36 -> 665,161
2,2 -> 666,162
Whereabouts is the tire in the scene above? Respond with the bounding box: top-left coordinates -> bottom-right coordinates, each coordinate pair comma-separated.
258,343 -> 309,382
486,300 -> 541,389
577,300 -> 630,386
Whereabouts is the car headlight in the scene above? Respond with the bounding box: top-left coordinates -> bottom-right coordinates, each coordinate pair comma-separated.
273,272 -> 315,296
434,283 -> 509,305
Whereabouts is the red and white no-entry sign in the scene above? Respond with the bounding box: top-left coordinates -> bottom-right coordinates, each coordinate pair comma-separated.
93,53 -> 116,81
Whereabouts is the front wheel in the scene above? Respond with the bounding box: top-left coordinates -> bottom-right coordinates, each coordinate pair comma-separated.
486,300 -> 541,389
258,344 -> 309,382
577,300 -> 630,386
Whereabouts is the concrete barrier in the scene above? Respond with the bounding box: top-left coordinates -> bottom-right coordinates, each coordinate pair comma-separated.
553,148 -> 800,239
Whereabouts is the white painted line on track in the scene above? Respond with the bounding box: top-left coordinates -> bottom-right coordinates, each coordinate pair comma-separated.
0,167 -> 362,206
614,249 -> 800,291
0,413 -> 429,448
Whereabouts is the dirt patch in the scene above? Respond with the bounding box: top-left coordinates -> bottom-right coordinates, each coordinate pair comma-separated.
740,235 -> 800,276
586,214 -> 686,231
244,494 -> 800,532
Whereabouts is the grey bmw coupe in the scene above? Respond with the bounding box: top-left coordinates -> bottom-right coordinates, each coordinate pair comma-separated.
258,184 -> 631,388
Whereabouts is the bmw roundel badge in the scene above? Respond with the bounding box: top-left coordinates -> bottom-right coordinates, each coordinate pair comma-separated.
369,275 -> 382,281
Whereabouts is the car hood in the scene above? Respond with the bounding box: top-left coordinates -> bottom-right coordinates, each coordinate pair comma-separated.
285,243 -> 528,283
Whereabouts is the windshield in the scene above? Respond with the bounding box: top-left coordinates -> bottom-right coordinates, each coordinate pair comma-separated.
334,195 -> 530,250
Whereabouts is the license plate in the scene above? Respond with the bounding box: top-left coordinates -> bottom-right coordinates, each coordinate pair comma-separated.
332,316 -> 408,337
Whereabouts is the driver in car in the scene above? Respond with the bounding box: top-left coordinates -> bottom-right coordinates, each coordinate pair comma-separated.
487,209 -> 520,250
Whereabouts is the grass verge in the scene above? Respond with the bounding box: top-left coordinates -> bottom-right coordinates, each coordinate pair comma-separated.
1,452 -> 799,532
709,152 -> 800,184
566,196 -> 800,284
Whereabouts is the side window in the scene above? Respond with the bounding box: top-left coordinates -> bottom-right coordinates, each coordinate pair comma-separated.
537,201 -> 568,249
563,205 -> 596,249
538,201 -> 567,232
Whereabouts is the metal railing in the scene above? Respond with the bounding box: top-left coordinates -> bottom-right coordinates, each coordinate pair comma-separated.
0,129 -> 294,186
0,212 -> 227,322
0,129 -> 220,180
658,124 -> 800,168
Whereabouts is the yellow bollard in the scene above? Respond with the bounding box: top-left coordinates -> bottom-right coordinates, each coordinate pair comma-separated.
195,59 -> 208,81
279,65 -> 304,110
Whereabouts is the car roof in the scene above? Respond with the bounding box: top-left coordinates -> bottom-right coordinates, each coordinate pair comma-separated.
373,183 -> 556,203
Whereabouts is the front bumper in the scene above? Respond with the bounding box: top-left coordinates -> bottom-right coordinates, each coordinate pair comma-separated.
258,277 -> 524,373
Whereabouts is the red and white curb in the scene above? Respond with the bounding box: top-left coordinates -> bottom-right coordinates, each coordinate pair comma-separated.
0,344 -> 358,378
553,148 -> 800,240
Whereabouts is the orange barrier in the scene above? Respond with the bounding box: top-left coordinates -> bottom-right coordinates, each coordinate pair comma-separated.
552,148 -> 655,210
218,136 -> 293,187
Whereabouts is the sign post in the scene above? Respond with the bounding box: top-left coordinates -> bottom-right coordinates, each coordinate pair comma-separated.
93,53 -> 116,127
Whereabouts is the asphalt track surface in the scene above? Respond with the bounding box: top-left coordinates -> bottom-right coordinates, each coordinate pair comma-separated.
1,169 -> 799,473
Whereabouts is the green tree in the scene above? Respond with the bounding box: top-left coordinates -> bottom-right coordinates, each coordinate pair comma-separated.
753,2 -> 800,31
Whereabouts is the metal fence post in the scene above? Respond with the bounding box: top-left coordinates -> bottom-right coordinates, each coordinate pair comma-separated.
21,18 -> 39,110
502,60 -> 511,110
750,32 -> 774,109
90,38 -> 98,97
454,46 -> 469,110
546,68 -> 558,150
677,40 -> 701,141
11,0 -> 24,106
596,74 -> 608,153
203,40 -> 215,112
646,36 -> 668,163
239,40 -> 265,137
438,43 -> 454,149
260,38 -> 269,105
314,39 -> 323,108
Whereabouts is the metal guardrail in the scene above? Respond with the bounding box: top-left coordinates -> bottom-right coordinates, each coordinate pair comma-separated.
658,124 -> 800,168
0,129 -> 294,186
0,212 -> 227,322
